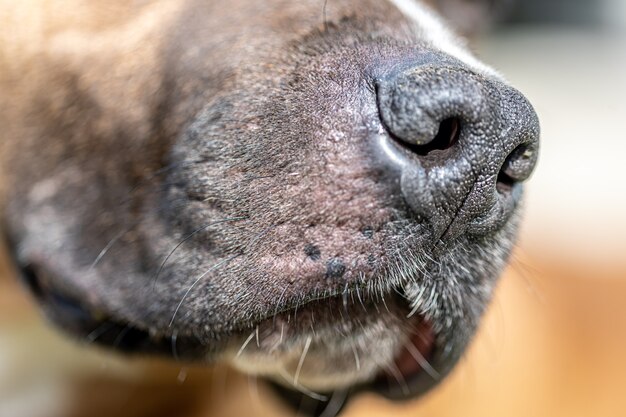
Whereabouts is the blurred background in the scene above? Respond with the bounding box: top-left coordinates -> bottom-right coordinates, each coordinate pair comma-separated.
1,0 -> 625,416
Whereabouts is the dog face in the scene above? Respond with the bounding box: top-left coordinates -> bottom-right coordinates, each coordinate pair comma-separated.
0,0 -> 539,411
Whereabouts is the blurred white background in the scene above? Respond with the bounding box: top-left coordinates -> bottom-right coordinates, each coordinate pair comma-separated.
480,0 -> 626,266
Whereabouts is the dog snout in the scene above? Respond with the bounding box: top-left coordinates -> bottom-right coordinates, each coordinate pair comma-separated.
376,64 -> 540,242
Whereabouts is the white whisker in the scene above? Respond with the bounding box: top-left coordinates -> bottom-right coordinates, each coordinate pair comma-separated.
168,254 -> 238,327
405,340 -> 440,379
350,342 -> 361,371
386,363 -> 410,396
277,367 -> 328,402
237,331 -> 256,358
294,336 -> 312,386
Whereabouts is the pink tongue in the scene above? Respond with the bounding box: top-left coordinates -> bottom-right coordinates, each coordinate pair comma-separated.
392,319 -> 436,380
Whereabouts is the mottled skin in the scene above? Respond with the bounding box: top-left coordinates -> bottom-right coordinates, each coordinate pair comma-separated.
0,0 -> 538,413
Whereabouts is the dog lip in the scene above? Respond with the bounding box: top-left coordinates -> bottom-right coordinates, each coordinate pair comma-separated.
369,317 -> 440,400
253,286 -> 453,407
264,304 -> 446,415
15,262 -> 210,359
367,326 -> 472,403
374,317 -> 437,394
228,281 -> 375,333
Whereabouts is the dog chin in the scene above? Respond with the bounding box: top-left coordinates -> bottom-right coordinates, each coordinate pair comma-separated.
223,214 -> 521,405
227,281 -> 438,398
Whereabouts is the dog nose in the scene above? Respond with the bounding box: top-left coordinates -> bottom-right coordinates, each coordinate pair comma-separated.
375,64 -> 539,242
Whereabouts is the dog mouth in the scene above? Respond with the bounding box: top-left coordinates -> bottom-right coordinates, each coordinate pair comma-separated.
228,284 -> 447,414
25,260 -> 446,408
14,246 -> 468,415
372,316 -> 438,397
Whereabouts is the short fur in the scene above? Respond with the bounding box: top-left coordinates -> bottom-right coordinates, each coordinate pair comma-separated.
0,0 -> 538,412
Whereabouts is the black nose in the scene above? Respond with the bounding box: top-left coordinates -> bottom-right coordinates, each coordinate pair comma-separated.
375,64 -> 539,242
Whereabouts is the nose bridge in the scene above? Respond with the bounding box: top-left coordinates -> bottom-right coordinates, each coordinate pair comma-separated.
376,63 -> 540,242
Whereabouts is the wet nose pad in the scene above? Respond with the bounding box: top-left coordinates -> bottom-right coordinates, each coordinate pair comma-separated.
376,65 -> 540,242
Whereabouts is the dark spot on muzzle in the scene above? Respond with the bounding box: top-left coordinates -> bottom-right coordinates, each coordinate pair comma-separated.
325,258 -> 346,279
375,64 -> 539,243
304,243 -> 322,261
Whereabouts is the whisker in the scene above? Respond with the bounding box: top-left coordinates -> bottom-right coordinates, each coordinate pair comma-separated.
385,362 -> 410,396
382,294 -> 392,314
280,322 -> 285,344
342,283 -> 349,312
245,224 -> 277,250
237,331 -> 256,357
168,254 -> 240,327
88,229 -> 128,271
85,321 -> 115,344
177,367 -> 188,384
355,285 -> 367,312
294,335 -> 313,386
152,216 -> 247,289
350,342 -> 361,372
277,367 -> 328,402
318,389 -> 348,417
113,324 -> 131,348
512,246 -> 546,275
404,339 -> 440,380
510,252 -> 546,305
322,0 -> 329,31
125,159 -> 201,199
273,285 -> 290,328
247,375 -> 263,413
89,198 -> 191,270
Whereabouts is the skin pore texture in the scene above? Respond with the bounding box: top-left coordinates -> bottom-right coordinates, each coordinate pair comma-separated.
0,0 -> 539,413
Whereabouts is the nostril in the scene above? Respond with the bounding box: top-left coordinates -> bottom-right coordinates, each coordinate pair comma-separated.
496,170 -> 516,194
497,142 -> 538,193
393,117 -> 461,157
424,117 -> 460,154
